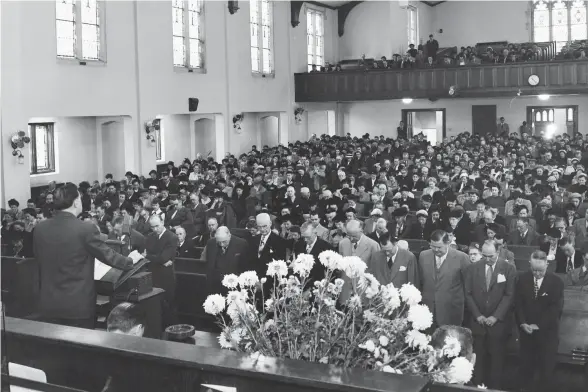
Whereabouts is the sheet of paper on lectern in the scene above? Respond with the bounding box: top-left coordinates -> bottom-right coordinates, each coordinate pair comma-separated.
94,259 -> 111,280
201,384 -> 237,392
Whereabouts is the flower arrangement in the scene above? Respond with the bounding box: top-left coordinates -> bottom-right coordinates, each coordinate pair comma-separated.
203,250 -> 473,384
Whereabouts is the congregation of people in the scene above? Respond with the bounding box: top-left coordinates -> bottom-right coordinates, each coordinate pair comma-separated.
6,121 -> 588,391
309,35 -> 587,72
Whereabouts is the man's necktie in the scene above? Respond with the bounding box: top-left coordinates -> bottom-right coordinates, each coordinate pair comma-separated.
567,257 -> 574,272
306,244 -> 312,253
534,278 -> 539,299
353,242 -> 358,251
435,256 -> 443,269
387,257 -> 393,269
258,237 -> 266,257
486,265 -> 493,291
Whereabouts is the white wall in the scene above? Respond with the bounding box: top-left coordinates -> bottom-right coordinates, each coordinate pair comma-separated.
260,116 -> 280,148
159,115 -> 191,165
341,95 -> 588,139
192,117 -> 216,159
29,117 -> 99,187
307,111 -> 328,139
432,1 -> 531,49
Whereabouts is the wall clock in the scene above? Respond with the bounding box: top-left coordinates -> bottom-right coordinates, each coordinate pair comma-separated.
528,75 -> 540,86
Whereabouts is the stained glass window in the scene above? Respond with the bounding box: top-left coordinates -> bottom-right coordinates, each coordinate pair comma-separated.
307,8 -> 325,72
173,0 -> 205,69
56,0 -> 104,61
250,0 -> 273,75
533,0 -> 588,51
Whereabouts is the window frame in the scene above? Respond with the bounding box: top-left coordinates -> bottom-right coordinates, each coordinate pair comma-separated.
55,0 -> 107,64
173,0 -> 206,73
407,5 -> 419,49
531,0 -> 588,50
155,119 -> 164,163
250,0 -> 274,76
306,6 -> 325,72
29,123 -> 57,175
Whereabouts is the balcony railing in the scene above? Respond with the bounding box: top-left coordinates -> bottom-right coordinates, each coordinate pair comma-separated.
295,59 -> 588,102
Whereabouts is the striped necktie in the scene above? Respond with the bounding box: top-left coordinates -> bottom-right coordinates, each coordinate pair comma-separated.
534,278 -> 539,299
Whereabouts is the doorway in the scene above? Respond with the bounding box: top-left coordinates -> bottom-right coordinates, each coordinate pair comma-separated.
402,109 -> 446,145
259,115 -> 280,147
527,106 -> 578,138
194,118 -> 216,159
101,120 -> 125,179
472,105 -> 497,136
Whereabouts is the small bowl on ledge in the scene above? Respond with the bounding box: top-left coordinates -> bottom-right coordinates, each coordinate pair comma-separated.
165,324 -> 195,342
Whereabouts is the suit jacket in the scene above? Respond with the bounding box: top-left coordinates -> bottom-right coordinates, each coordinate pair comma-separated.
250,232 -> 286,278
508,217 -> 537,233
145,229 -> 178,294
388,219 -> 415,239
555,250 -> 584,273
314,224 -> 330,241
507,228 -> 539,246
473,222 -> 506,244
202,235 -> 249,294
418,248 -> 471,327
515,271 -> 564,334
573,218 -> 588,248
33,211 -> 133,320
177,238 -> 196,258
339,235 -> 380,302
450,218 -> 473,246
293,238 -> 332,285
368,248 -> 418,288
464,260 -> 517,336
165,207 -> 193,228
188,204 -> 208,235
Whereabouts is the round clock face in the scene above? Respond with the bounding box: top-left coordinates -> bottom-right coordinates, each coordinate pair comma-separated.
528,75 -> 540,86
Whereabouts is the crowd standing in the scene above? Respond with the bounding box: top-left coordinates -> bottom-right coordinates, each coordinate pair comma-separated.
5,124 -> 588,391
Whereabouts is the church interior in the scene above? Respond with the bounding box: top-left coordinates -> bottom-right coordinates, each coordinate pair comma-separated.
2,0 -> 588,391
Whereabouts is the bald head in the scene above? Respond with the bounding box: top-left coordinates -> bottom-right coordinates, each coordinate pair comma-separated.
148,214 -> 165,235
346,219 -> 363,242
215,226 -> 231,247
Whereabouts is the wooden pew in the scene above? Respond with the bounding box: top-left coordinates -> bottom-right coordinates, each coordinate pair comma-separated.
174,257 -> 210,329
509,245 -> 538,261
1,256 -> 39,318
231,228 -> 250,239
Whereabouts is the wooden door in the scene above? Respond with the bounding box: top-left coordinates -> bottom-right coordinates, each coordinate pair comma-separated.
472,105 -> 497,136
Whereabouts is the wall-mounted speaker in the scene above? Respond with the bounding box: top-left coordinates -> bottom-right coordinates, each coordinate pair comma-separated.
188,98 -> 199,112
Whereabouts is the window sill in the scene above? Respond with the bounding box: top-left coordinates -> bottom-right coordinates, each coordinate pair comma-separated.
252,72 -> 275,79
57,57 -> 107,67
30,171 -> 57,178
174,66 -> 206,74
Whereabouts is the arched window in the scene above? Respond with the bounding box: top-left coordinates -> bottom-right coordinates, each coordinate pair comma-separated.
548,109 -> 554,121
536,111 -> 542,121
543,110 -> 549,121
567,107 -> 574,121
533,0 -> 588,51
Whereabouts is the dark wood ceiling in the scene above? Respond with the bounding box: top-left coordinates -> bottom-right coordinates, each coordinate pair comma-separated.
421,1 -> 446,6
310,1 -> 447,10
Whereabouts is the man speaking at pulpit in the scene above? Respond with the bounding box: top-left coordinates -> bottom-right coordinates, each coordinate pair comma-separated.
33,183 -> 142,329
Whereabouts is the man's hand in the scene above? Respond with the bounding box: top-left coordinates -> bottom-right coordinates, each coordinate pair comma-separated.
485,316 -> 498,326
520,323 -> 534,334
476,316 -> 487,325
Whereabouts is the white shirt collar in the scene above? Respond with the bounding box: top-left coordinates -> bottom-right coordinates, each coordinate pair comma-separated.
436,249 -> 449,264
535,276 -> 544,288
158,227 -> 166,240
388,249 -> 399,264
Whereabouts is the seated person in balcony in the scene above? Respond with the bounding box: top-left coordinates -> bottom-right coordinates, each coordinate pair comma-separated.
577,49 -> 587,60
380,56 -> 390,69
407,43 -> 418,58
309,64 -> 318,73
390,54 -> 402,68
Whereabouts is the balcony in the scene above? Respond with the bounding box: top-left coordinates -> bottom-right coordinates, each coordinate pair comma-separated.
294,60 -> 588,102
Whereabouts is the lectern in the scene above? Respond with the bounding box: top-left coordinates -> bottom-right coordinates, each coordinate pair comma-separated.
94,258 -> 164,338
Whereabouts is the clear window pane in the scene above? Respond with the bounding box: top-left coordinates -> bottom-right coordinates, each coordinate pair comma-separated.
82,24 -> 99,59
173,36 -> 186,66
56,20 -> 76,57
535,111 -> 541,121
251,47 -> 260,72
81,0 -> 97,24
548,109 -> 554,122
56,0 -> 75,21
35,126 -> 48,171
568,108 -> 574,122
189,38 -> 202,68
262,26 -> 270,49
172,7 -> 184,36
262,48 -> 271,73
189,10 -> 200,40
251,24 -> 259,47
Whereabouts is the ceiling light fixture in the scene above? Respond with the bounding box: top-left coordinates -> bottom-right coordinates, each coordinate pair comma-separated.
402,98 -> 413,104
538,94 -> 550,101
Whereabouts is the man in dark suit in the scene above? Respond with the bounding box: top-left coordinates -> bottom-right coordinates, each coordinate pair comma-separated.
33,183 -> 136,329
464,241 -> 517,389
507,217 -> 539,246
368,234 -> 418,288
556,236 -> 584,273
447,207 -> 473,249
367,217 -> 392,243
164,195 -> 193,228
473,211 -> 506,244
111,216 -> 145,255
202,226 -> 249,295
145,214 -> 178,327
175,226 -> 196,258
418,229 -> 471,327
389,207 -> 415,239
294,223 -> 332,286
515,250 -> 564,392
251,213 -> 286,297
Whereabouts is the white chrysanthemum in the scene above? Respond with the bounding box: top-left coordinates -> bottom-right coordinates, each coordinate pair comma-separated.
226,302 -> 240,322
218,331 -> 232,348
318,250 -> 344,270
447,357 -> 474,384
292,254 -> 315,277
203,294 -> 226,315
405,329 -> 431,351
359,339 -> 376,353
347,294 -> 362,309
226,290 -> 244,305
407,304 -> 433,331
443,336 -> 462,358
382,284 -> 401,313
323,298 -> 336,307
260,277 -> 267,284
379,336 -> 389,346
264,319 -> 275,330
230,328 -> 245,345
364,309 -> 377,322
286,286 -> 302,298
382,366 -> 403,374
266,260 -> 288,277
399,283 -> 422,306
238,271 -> 259,288
264,298 -> 275,311
477,385 -> 488,390
359,273 -> 381,299
287,275 -> 301,287
222,274 -> 239,289
334,278 -> 345,288
343,256 -> 367,278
